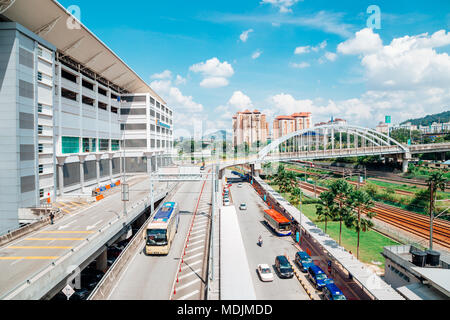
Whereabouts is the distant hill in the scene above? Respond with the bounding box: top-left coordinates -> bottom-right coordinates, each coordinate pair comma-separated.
401,110 -> 450,126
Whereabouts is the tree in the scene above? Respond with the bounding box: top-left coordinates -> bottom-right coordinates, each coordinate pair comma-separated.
289,187 -> 302,208
344,189 -> 376,259
426,171 -> 447,249
316,191 -> 336,233
329,179 -> 353,246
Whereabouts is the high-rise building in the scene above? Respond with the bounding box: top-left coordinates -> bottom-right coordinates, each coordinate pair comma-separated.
0,0 -> 173,235
272,112 -> 312,140
232,110 -> 269,147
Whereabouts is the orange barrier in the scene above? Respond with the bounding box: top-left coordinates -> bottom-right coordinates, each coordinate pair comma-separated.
96,188 -> 100,193
105,185 -> 111,190
96,194 -> 104,201
115,181 -> 121,186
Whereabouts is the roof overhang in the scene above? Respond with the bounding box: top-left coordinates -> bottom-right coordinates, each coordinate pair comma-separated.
2,0 -> 165,103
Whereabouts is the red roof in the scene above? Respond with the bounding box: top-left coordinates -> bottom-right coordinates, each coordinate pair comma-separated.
264,209 -> 290,223
275,115 -> 294,120
291,112 -> 311,118
242,109 -> 252,114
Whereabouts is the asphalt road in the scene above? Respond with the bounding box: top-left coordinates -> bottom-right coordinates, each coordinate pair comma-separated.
227,172 -> 310,300
108,179 -> 207,300
0,176 -> 172,298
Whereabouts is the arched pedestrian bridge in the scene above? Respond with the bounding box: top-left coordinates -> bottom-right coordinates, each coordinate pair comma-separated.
218,124 -> 450,172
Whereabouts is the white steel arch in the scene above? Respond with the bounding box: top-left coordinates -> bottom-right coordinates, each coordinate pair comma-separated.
258,124 -> 409,160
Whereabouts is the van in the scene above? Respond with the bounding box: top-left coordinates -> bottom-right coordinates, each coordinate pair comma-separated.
294,251 -> 314,273
323,283 -> 346,300
307,265 -> 331,290
275,256 -> 294,279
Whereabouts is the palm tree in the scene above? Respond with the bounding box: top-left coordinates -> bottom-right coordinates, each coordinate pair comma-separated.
329,179 -> 353,246
426,171 -> 447,250
345,189 -> 376,259
316,191 -> 336,233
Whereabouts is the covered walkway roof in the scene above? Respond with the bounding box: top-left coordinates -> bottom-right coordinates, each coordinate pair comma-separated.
2,0 -> 164,100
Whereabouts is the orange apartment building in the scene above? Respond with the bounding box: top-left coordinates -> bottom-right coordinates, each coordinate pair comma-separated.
272,112 -> 312,140
232,110 -> 269,147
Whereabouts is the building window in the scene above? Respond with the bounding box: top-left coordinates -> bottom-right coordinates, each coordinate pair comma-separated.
150,97 -> 155,105
39,165 -> 43,174
82,138 -> 97,153
61,88 -> 77,101
111,107 -> 118,114
61,69 -> 77,83
120,108 -> 146,115
98,87 -> 107,97
82,96 -> 94,106
111,140 -> 120,151
37,47 -> 43,57
38,144 -> 43,153
82,80 -> 94,91
37,72 -> 43,81
39,189 -> 44,198
98,101 -> 108,111
38,125 -> 43,134
121,123 -> 147,131
99,139 -> 109,151
38,104 -> 43,113
19,80 -> 34,99
62,137 -> 79,154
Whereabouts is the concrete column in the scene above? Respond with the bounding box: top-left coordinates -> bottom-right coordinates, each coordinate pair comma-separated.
154,155 -> 159,172
440,152 -> 446,162
144,152 -> 153,174
402,159 -> 409,173
95,154 -> 102,186
108,153 -> 114,183
56,156 -> 67,197
79,155 -> 87,193
96,249 -> 108,273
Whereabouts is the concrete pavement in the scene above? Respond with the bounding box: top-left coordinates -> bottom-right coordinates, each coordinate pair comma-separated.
227,172 -> 310,300
0,175 -> 172,299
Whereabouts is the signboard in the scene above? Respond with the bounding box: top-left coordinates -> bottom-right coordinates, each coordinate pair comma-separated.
62,284 -> 75,300
385,116 -> 391,124
407,139 -> 411,146
156,120 -> 171,129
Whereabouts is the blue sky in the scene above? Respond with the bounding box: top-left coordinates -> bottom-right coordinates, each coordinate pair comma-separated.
59,0 -> 450,137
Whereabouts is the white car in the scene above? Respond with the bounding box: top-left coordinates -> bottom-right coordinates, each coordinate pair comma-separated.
238,183 -> 243,188
223,199 -> 231,206
239,203 -> 247,210
257,264 -> 274,282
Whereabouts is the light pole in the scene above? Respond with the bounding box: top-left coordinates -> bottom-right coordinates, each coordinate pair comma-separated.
430,200 -> 450,250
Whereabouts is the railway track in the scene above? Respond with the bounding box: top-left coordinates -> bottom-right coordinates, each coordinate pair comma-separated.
298,182 -> 450,250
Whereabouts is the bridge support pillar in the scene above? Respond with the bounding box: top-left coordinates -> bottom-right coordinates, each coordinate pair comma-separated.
96,249 -> 108,273
440,152 -> 446,162
402,153 -> 412,173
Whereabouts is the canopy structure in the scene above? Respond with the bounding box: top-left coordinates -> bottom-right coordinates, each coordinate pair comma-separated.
2,0 -> 164,100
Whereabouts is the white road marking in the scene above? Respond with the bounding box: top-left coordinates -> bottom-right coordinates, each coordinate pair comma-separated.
182,260 -> 203,270
58,219 -> 78,230
10,258 -> 23,266
186,246 -> 204,254
188,239 -> 205,247
176,278 -> 200,291
183,252 -> 203,261
179,269 -> 202,280
190,230 -> 204,235
189,234 -> 204,241
177,290 -> 200,300
87,219 -> 103,231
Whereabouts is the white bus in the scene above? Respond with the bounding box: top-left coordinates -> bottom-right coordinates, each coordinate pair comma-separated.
143,202 -> 180,255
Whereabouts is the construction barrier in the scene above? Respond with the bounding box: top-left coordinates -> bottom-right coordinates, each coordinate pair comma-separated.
96,194 -> 104,201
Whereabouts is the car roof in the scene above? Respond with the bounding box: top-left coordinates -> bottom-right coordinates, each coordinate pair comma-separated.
309,265 -> 324,273
297,251 -> 310,258
325,283 -> 343,295
276,255 -> 289,263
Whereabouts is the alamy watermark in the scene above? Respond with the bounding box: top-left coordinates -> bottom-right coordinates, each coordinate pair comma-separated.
66,5 -> 81,30
367,5 -> 381,29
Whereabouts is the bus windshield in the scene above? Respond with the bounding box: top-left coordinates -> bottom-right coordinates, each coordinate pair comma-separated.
147,229 -> 168,246
279,223 -> 291,231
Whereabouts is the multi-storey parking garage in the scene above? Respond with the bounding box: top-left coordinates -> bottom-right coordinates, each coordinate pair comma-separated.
0,0 -> 174,235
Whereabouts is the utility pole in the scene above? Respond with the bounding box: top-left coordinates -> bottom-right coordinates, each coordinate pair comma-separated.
429,182 -> 434,250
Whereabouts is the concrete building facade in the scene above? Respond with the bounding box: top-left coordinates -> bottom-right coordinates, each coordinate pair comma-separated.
232,109 -> 269,147
272,112 -> 312,140
0,0 -> 173,235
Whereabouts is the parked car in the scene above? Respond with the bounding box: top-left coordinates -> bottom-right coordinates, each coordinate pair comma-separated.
294,251 -> 314,273
239,203 -> 247,210
275,255 -> 294,279
307,265 -> 332,290
223,199 -> 231,206
323,283 -> 346,300
238,183 -> 243,188
257,264 -> 274,282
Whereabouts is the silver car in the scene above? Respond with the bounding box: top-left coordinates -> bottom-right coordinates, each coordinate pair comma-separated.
239,203 -> 247,210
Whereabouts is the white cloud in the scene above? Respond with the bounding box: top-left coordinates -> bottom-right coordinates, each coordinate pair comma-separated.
175,75 -> 186,85
228,91 -> 254,109
295,40 -> 327,55
252,50 -> 263,59
324,51 -> 337,62
260,0 -> 301,13
150,79 -> 203,113
294,46 -> 310,54
290,62 -> 310,69
240,29 -> 254,42
200,77 -> 229,88
151,70 -> 172,80
190,57 -> 234,88
337,28 -> 383,55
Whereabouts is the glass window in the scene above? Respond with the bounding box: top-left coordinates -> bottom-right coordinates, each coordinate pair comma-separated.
111,140 -> 120,151
99,139 -> 109,151
62,137 -> 79,154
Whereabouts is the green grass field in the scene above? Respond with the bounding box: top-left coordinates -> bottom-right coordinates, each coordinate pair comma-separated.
267,180 -> 398,268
